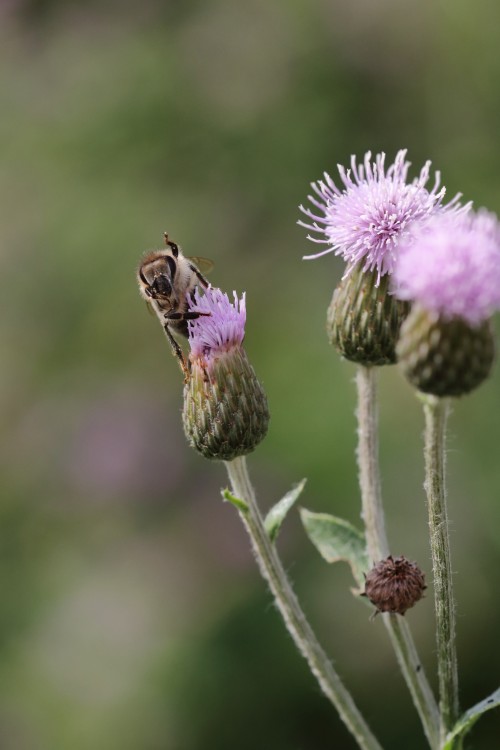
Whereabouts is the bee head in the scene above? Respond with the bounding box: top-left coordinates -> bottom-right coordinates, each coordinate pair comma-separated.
149,274 -> 173,300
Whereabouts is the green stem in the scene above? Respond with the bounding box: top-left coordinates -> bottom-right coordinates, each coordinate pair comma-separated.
422,395 -> 459,743
356,366 -> 440,749
225,455 -> 383,750
356,366 -> 389,561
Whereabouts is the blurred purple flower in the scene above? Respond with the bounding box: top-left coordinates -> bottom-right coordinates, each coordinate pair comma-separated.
187,287 -> 246,361
393,210 -> 500,325
66,393 -> 187,501
299,149 -> 467,283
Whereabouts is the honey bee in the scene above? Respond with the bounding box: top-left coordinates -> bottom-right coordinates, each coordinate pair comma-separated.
138,233 -> 213,372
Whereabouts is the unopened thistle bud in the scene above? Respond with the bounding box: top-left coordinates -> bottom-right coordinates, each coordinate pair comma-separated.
363,555 -> 426,616
394,211 -> 500,397
182,288 -> 270,461
299,149 -> 466,366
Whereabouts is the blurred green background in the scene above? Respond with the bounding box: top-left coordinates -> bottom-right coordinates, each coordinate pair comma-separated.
1,1 -> 499,748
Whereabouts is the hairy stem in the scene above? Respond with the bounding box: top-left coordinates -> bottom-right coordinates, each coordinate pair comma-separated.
356,366 -> 440,749
225,455 -> 383,750
422,395 -> 459,742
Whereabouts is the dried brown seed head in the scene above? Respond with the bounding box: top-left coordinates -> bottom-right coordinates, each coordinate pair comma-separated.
363,555 -> 426,616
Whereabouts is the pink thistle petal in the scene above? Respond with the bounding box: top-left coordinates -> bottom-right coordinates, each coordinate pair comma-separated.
299,149 -> 467,282
187,287 -> 246,359
393,210 -> 500,325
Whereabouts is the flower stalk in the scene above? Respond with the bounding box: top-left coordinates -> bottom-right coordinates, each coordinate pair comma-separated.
225,455 -> 383,750
356,366 -> 440,749
422,395 -> 460,742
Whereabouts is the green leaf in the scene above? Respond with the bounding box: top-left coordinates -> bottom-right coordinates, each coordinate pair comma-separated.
264,479 -> 307,542
221,488 -> 249,513
300,509 -> 369,590
442,687 -> 500,750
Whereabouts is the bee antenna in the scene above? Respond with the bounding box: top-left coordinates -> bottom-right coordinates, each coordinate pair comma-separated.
163,232 -> 179,257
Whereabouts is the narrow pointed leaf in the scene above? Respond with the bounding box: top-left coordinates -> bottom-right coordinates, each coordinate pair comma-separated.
442,687 -> 500,750
300,508 -> 369,590
222,488 -> 249,513
264,479 -> 307,542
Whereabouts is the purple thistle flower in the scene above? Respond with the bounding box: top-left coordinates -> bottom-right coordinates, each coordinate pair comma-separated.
393,210 -> 500,325
299,149 -> 466,283
187,287 -> 246,361
183,286 -> 269,460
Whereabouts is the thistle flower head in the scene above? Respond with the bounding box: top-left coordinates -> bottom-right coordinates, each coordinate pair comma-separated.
394,210 -> 500,326
299,149 -> 465,283
183,287 -> 269,461
187,287 -> 246,361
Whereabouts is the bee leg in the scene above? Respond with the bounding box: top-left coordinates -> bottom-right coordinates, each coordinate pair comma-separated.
164,311 -> 211,322
188,263 -> 210,289
163,323 -> 190,376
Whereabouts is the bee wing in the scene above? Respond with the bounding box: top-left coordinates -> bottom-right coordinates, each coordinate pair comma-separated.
188,256 -> 215,274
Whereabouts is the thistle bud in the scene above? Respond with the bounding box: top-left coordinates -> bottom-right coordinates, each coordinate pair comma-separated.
396,307 -> 495,397
393,211 -> 500,397
327,265 -> 409,365
363,555 -> 426,616
182,288 -> 270,461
